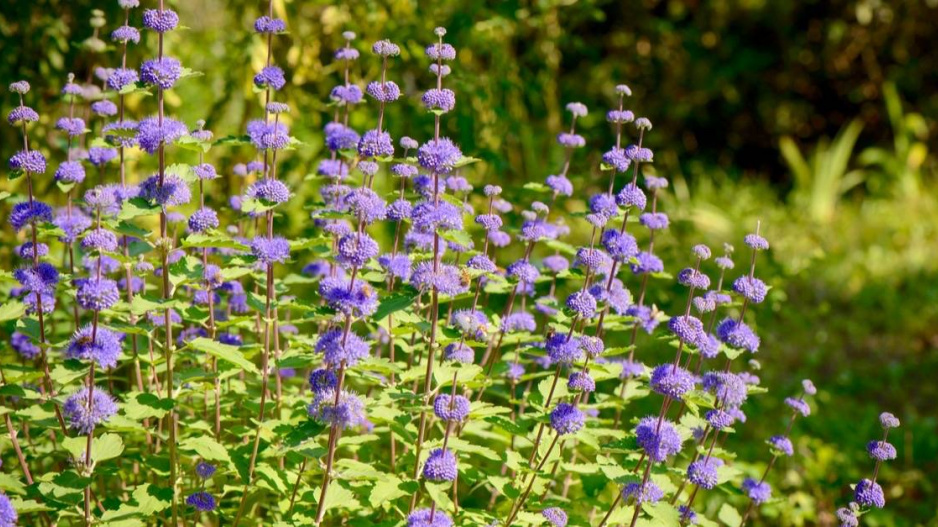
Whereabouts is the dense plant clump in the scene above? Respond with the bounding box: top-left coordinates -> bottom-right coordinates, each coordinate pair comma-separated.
0,2 -> 900,526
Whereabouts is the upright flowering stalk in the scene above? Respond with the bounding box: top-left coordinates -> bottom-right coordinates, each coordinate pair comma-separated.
832,412 -> 900,527
138,2 -> 188,522
72,187 -> 123,524
738,380 -> 816,526
106,0 -> 145,399
54,73 -> 89,329
7,81 -> 68,435
186,121 -> 221,434
408,28 -> 468,517
233,3 -> 292,525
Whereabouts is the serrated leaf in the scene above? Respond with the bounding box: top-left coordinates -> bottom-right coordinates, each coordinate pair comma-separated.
91,433 -> 125,463
188,337 -> 257,373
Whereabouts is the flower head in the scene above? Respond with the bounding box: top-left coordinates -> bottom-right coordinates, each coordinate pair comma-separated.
854,478 -> 885,508
422,448 -> 457,481
186,491 -> 216,512
742,478 -> 772,505
64,387 -> 118,434
635,416 -> 683,461
550,402 -> 585,435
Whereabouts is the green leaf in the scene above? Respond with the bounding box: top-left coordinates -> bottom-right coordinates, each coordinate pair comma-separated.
182,232 -> 249,251
717,503 -> 742,526
118,197 -> 160,220
91,433 -> 125,463
425,481 -> 455,511
188,337 -> 257,373
0,301 -> 25,322
372,291 -> 419,321
179,435 -> 233,465
368,476 -> 408,509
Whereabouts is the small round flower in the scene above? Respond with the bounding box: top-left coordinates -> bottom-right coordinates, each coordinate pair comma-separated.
545,174 -> 573,197
195,461 -> 216,479
309,389 -> 367,429
246,179 -> 290,204
602,147 -> 630,172
329,84 -> 363,105
742,478 -> 772,505
580,335 -> 605,358
836,507 -> 858,527
506,260 -> 540,283
507,362 -> 525,381
407,508 -> 453,527
254,66 -> 286,91
550,402 -> 585,435
358,129 -> 394,158
607,109 -> 635,124
567,371 -> 595,393
557,132 -> 585,148
615,84 -> 632,96
785,397 -> 811,417
418,138 -> 462,173
139,174 -> 191,207
635,117 -> 653,130
566,290 -> 597,318
193,163 -> 217,180
11,331 -> 40,360
81,228 -> 119,252
8,80 -> 30,94
111,25 -> 140,44
650,364 -> 696,400
77,278 -> 120,311
433,394 -> 470,423
422,448 -> 457,481
372,39 -> 401,57
426,42 -> 457,61
136,116 -> 188,153
542,507 -> 568,527
56,117 -> 86,136
315,329 -> 370,367
336,232 -> 379,268
635,417 -> 683,461
768,435 -> 794,456
545,333 -> 582,364
344,187 -> 388,224
254,16 -> 286,34
10,200 -> 53,231
7,105 -> 39,125
246,119 -> 290,150
140,57 -> 182,89
186,491 -> 216,512
867,440 -> 897,461
688,457 -> 724,489
802,379 -> 817,395
63,387 -> 118,434
422,88 -> 456,112
679,505 -> 698,525
702,371 -> 748,407
733,275 -> 768,304
378,253 -> 412,281
319,277 -> 378,318
693,244 -> 712,260
566,102 -> 588,117
142,8 -> 179,32
669,315 -> 704,345
365,80 -> 400,103
309,369 -> 338,394
444,342 -> 474,364
640,212 -> 669,230
706,408 -> 735,430
622,481 -> 664,504
678,268 -> 711,290
450,309 -> 489,341
0,491 -> 16,526
715,255 -> 735,269
716,318 -> 760,353
501,312 -> 535,333
744,233 -> 769,251
107,68 -> 139,91
9,150 -> 46,174
188,208 -> 219,233
880,412 -> 900,429
250,236 -> 291,265
854,478 -> 885,508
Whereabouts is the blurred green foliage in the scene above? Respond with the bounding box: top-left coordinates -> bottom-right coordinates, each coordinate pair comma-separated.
2,0 -> 938,525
